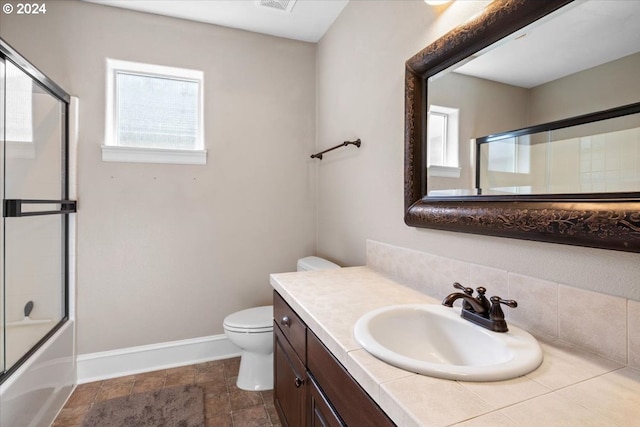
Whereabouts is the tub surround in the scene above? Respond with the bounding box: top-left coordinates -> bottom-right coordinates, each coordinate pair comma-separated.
0,322 -> 76,427
270,265 -> 640,426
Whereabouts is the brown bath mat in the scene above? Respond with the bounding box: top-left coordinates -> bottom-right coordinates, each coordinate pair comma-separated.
81,384 -> 205,427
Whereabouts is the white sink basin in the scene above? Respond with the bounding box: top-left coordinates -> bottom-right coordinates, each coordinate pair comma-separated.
353,304 -> 543,381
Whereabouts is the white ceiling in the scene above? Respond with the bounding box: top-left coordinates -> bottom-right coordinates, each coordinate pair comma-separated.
81,1 -> 639,87
81,0 -> 349,43
454,0 -> 640,88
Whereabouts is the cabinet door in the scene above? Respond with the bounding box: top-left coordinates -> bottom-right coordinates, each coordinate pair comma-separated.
308,375 -> 345,427
274,323 -> 306,427
307,331 -> 396,427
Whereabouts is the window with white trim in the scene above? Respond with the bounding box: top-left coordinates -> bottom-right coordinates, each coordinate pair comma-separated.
427,105 -> 460,177
103,59 -> 206,164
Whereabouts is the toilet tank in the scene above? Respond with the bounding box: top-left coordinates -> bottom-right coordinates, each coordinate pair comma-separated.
297,256 -> 341,272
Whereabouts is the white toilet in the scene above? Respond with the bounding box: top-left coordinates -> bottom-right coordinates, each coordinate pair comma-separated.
223,256 -> 340,391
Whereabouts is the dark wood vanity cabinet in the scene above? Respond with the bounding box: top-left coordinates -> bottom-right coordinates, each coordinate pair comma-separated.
273,291 -> 396,427
274,293 -> 307,427
308,374 -> 344,427
274,324 -> 307,427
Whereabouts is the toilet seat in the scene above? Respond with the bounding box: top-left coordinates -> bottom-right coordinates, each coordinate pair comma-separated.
223,305 -> 273,334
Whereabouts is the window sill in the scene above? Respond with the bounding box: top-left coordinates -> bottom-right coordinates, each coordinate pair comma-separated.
6,140 -> 35,159
428,165 -> 461,178
101,145 -> 207,165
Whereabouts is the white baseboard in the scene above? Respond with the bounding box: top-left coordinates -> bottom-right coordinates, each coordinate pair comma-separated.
77,334 -> 240,384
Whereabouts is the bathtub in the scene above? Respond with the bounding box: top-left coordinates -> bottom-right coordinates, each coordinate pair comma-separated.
3,319 -> 56,369
0,320 -> 76,427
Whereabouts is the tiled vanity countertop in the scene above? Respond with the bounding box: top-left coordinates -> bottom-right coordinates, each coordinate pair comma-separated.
270,266 -> 640,427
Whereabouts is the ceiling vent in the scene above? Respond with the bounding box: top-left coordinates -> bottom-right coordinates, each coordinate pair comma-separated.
257,0 -> 297,13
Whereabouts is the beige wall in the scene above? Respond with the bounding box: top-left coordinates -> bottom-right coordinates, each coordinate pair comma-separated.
316,0 -> 640,301
1,0 -> 317,354
530,52 -> 640,124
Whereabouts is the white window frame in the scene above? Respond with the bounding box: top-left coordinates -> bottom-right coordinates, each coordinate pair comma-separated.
102,59 -> 206,165
427,105 -> 460,178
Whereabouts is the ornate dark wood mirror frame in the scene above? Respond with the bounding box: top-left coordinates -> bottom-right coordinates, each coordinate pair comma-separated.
404,0 -> 640,253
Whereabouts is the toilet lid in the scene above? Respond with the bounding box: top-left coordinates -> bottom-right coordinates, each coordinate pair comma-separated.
223,305 -> 273,332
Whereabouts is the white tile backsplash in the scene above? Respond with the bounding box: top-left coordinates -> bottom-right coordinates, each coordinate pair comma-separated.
558,285 -> 627,363
469,264 -> 509,306
366,240 -> 639,369
366,239 -> 470,298
508,273 -> 558,340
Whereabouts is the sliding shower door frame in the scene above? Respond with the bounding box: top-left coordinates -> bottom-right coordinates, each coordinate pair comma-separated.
0,37 -> 76,384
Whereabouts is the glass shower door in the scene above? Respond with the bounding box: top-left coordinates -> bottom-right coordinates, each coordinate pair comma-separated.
1,56 -> 74,376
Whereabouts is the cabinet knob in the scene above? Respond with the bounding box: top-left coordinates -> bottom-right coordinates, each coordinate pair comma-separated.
281,316 -> 290,327
294,377 -> 303,388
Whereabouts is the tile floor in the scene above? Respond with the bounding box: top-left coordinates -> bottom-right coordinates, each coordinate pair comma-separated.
52,357 -> 282,427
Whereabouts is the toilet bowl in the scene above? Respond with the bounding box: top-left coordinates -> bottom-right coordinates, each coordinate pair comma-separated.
223,256 -> 340,391
223,306 -> 274,391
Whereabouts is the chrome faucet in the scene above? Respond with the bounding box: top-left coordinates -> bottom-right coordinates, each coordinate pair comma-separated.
442,283 -> 517,333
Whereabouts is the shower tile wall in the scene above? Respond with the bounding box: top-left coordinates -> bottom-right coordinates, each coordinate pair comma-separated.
578,127 -> 640,193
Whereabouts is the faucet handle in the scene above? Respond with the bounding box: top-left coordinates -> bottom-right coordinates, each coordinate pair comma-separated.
489,296 -> 518,321
476,287 -> 491,312
453,282 -> 473,295
492,296 -> 517,308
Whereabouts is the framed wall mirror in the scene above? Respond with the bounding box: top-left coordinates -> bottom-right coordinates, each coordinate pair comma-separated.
404,0 -> 640,252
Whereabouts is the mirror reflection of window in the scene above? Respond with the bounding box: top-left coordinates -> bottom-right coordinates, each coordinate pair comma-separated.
428,112 -> 446,166
427,105 -> 459,177
5,61 -> 33,143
